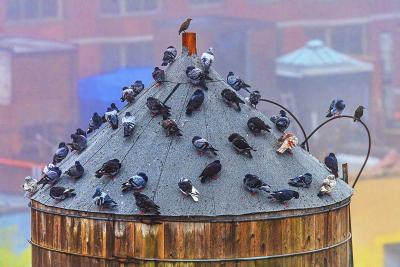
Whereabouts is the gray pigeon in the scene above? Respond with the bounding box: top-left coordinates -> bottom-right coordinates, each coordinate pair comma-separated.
122,172 -> 148,192
192,136 -> 218,156
132,80 -> 145,96
122,112 -> 135,137
64,161 -> 84,180
87,112 -> 103,134
67,133 -> 87,153
92,188 -> 117,209
326,99 -> 346,117
161,46 -> 177,66
243,174 -> 271,195
186,66 -> 211,91
37,164 -> 62,188
227,71 -> 250,92
270,110 -> 290,132
104,107 -> 118,130
52,142 -> 69,165
50,186 -> 76,201
248,90 -> 261,108
146,97 -> 171,117
288,173 -> 312,188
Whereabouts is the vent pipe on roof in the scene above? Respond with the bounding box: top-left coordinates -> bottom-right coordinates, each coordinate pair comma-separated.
182,32 -> 197,55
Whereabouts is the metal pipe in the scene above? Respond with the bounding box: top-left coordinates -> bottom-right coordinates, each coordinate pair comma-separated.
300,115 -> 371,189
259,98 -> 310,151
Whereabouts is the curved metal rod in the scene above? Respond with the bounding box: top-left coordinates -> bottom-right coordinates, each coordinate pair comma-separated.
300,115 -> 371,189
259,99 -> 310,151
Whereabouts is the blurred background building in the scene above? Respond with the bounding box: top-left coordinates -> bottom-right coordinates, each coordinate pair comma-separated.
0,1 -> 399,266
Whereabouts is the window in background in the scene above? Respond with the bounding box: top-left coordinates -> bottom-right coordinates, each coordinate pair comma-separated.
100,0 -> 159,15
101,42 -> 154,72
6,0 -> 62,22
380,32 -> 394,81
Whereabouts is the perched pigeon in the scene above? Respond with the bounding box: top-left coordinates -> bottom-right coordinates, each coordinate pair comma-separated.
247,90 -> 261,108
110,103 -> 119,112
186,89 -> 205,115
92,188 -> 117,208
161,46 -> 177,66
243,174 -> 271,195
324,153 -> 339,178
87,112 -> 103,134
52,142 -> 69,165
146,97 -> 171,117
199,160 -> 222,183
152,67 -> 165,87
104,107 -> 119,130
318,175 -> 337,197
160,116 -> 182,137
75,128 -> 87,138
228,133 -> 256,158
227,71 -> 250,92
122,172 -> 148,192
67,133 -> 87,153
179,18 -> 192,35
134,192 -> 160,215
23,176 -> 38,197
64,161 -> 84,180
122,112 -> 135,137
326,99 -> 346,117
37,164 -> 62,188
221,89 -> 245,111
131,80 -> 145,96
354,105 -> 365,122
178,178 -> 200,202
247,117 -> 271,134
121,86 -> 135,104
288,173 -> 313,188
276,133 -> 298,155
50,186 -> 76,201
186,66 -> 211,91
268,190 -> 299,206
270,110 -> 290,132
95,159 -> 122,178
192,136 -> 218,156
201,47 -> 214,74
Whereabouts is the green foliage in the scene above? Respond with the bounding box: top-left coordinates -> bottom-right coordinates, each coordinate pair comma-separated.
0,226 -> 31,267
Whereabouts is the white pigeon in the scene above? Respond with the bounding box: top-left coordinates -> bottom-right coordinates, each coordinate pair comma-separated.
23,176 -> 38,197
318,175 -> 337,197
178,178 -> 200,202
201,47 -> 214,74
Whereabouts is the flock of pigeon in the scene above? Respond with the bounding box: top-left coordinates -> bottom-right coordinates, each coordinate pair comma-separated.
23,18 -> 365,215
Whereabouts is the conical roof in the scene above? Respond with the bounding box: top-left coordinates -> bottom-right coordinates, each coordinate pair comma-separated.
32,52 -> 352,217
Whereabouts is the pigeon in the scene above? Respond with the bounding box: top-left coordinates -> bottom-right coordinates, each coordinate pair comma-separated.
228,133 -> 256,158
243,174 -> 271,195
92,188 -> 117,209
186,89 -> 205,115
247,90 -> 261,108
186,66 -> 211,91
276,133 -> 298,155
354,105 -> 365,122
161,46 -> 177,66
199,160 -> 222,183
201,47 -> 214,74
247,117 -> 271,134
192,136 -> 218,156
50,187 -> 76,201
318,175 -> 337,197
122,112 -> 135,137
179,18 -> 192,35
23,176 -> 38,197
152,67 -> 165,87
121,86 -> 135,104
95,159 -> 122,178
326,99 -> 346,117
122,172 -> 148,192
131,80 -> 145,96
221,89 -> 245,111
87,112 -> 103,134
324,153 -> 339,178
270,110 -> 290,132
288,173 -> 313,188
64,161 -> 84,180
146,97 -> 171,117
52,142 -> 69,165
160,116 -> 182,137
134,192 -> 160,215
37,164 -> 62,188
104,107 -> 119,130
75,128 -> 87,138
178,178 -> 200,202
227,71 -> 250,92
268,190 -> 299,206
110,103 -> 119,112
67,133 -> 87,153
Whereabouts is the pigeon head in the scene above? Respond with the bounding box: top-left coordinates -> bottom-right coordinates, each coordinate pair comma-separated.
137,172 -> 148,182
187,18 -> 192,22
192,136 -> 202,143
328,152 -> 336,158
75,161 -> 81,166
293,191 -> 300,199
279,110 -> 287,117
106,107 -> 112,112
93,112 -> 100,117
133,191 -> 142,199
253,90 -> 260,94
186,66 -> 195,74
193,89 -> 204,95
336,100 -> 346,109
122,86 -> 129,90
304,173 -> 312,178
207,47 -> 214,55
167,46 -> 174,49
154,67 -> 160,71
213,160 -> 221,164
25,176 -> 32,181
92,188 -> 102,198
359,106 -> 366,110
59,142 -> 66,148
227,71 -> 234,76
135,80 -> 142,84
125,112 -> 132,117
111,103 -> 117,108
327,174 -> 336,180
71,133 -> 78,139
228,133 -> 241,142
244,174 -> 256,180
179,178 -> 188,183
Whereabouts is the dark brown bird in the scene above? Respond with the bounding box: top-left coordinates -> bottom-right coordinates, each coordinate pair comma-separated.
353,106 -> 365,122
179,18 -> 192,35
221,89 -> 245,111
160,116 -> 182,137
228,133 -> 256,158
199,160 -> 222,183
247,117 -> 271,134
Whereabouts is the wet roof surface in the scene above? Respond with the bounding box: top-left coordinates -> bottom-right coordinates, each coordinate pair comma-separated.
32,54 -> 353,216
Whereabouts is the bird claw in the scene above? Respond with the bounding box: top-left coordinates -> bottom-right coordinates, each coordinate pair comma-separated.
197,151 -> 204,156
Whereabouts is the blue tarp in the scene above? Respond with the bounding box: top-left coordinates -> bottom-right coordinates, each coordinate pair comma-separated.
78,67 -> 153,126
